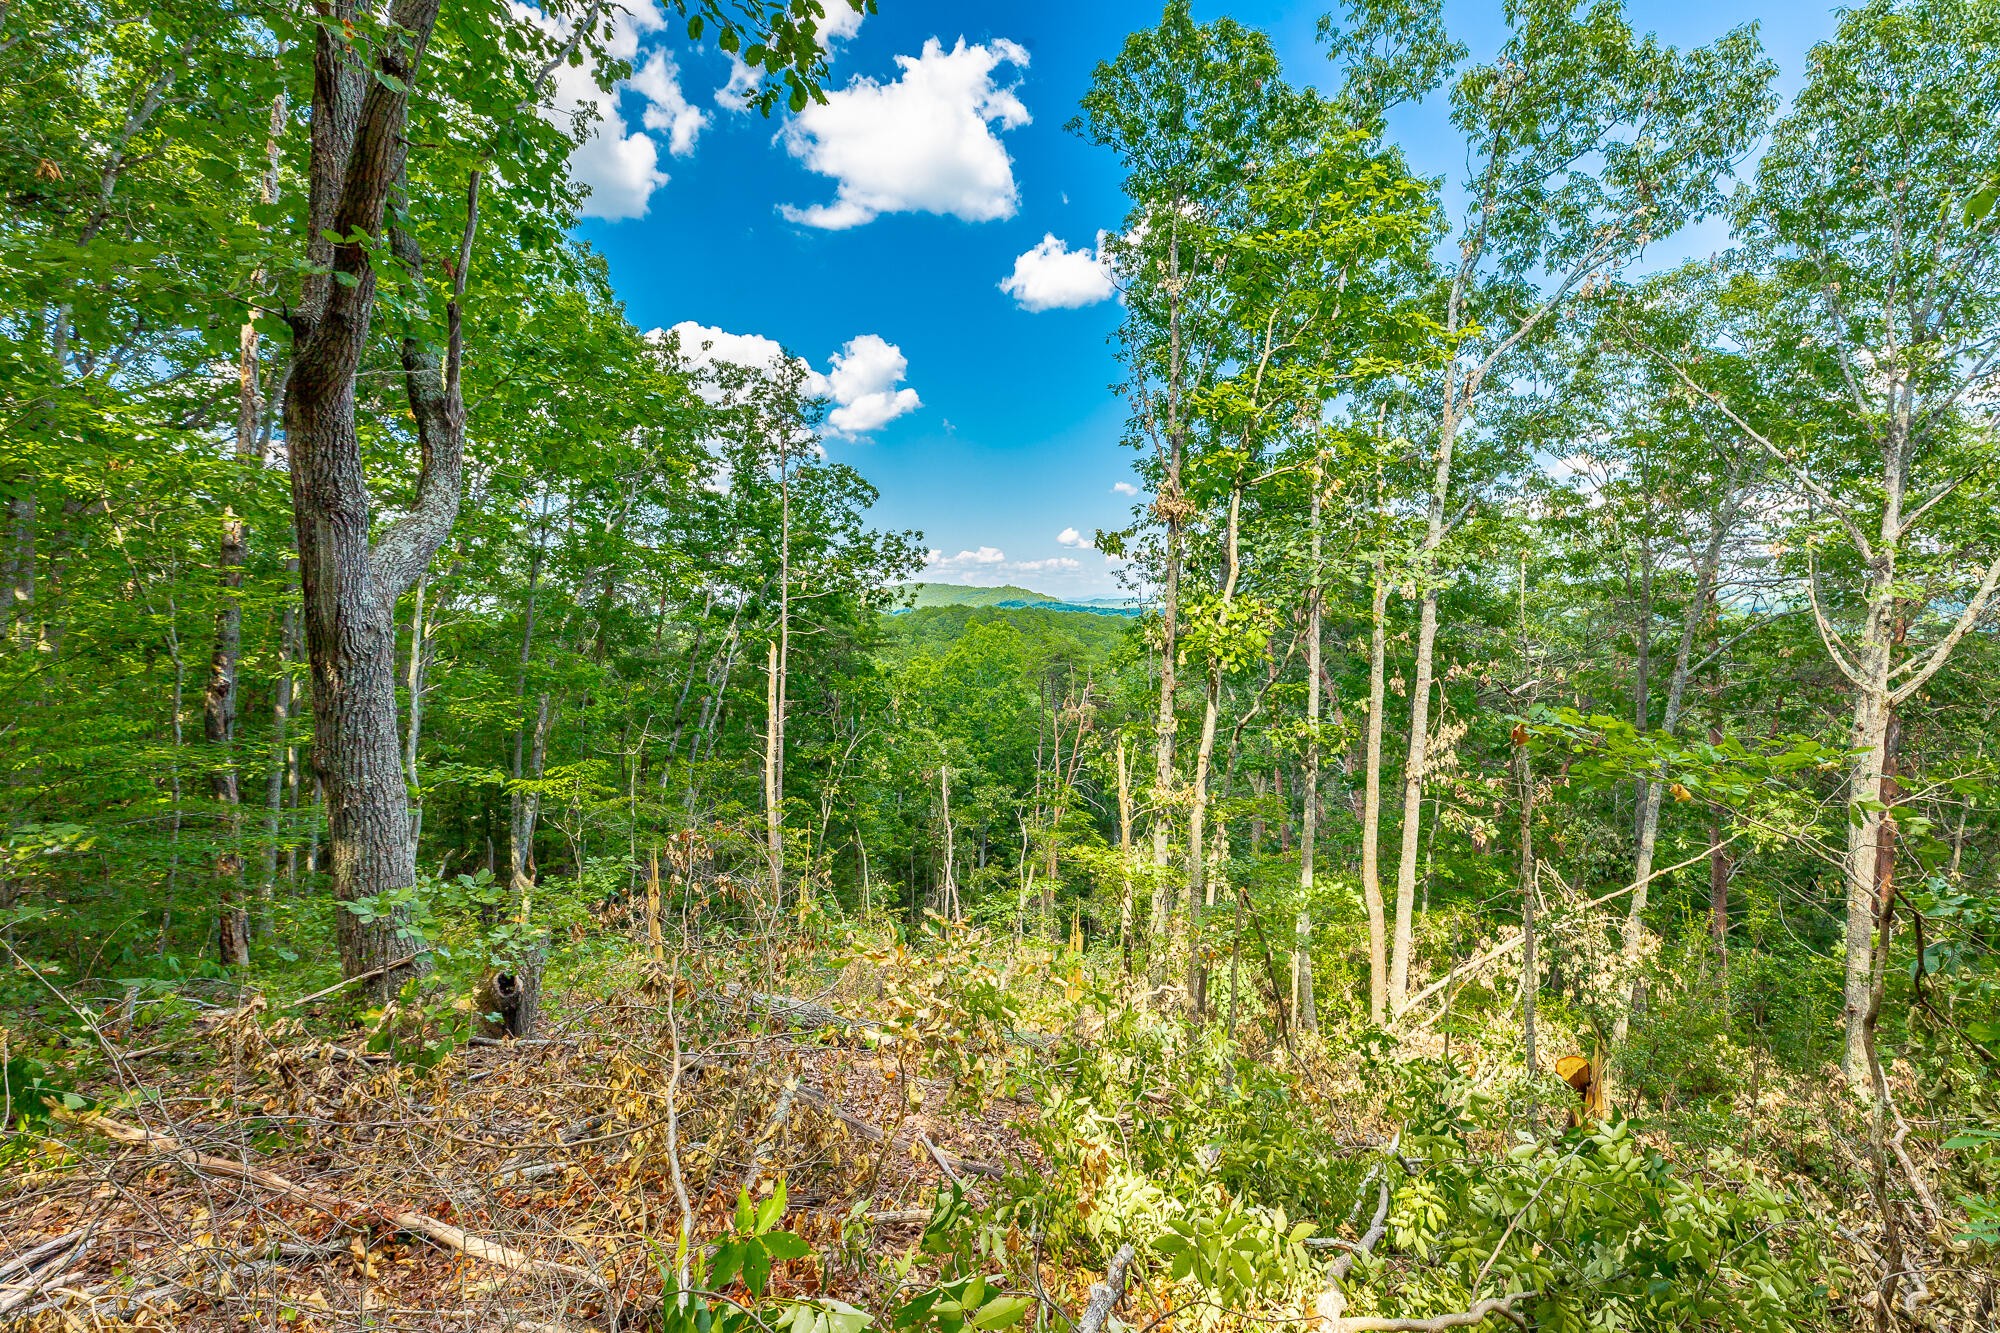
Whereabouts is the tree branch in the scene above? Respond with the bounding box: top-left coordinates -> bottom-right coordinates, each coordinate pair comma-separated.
1889,551 -> 2000,706
1332,1291 -> 1538,1332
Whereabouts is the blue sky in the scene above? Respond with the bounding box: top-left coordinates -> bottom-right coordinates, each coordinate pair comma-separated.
566,0 -> 1842,598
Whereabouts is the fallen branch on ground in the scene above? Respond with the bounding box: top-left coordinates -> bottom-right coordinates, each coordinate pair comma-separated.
1330,1290 -> 1539,1332
0,1230 -> 88,1283
62,1113 -> 602,1288
1076,1243 -> 1136,1333
0,1229 -> 90,1318
788,1083 -> 1003,1179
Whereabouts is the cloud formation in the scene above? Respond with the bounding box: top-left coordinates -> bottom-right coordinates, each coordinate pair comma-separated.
1056,527 -> 1090,548
1000,232 -> 1116,311
664,321 -> 921,438
826,335 -> 922,435
515,2 -> 710,221
919,545 -> 1108,588
780,37 -> 1030,230
1111,481 -> 1139,496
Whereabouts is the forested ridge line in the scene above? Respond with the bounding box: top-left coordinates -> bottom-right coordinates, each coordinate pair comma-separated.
3,0 -> 1999,1330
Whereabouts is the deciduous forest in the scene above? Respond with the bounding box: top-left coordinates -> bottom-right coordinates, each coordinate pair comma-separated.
4,0 -> 1999,1329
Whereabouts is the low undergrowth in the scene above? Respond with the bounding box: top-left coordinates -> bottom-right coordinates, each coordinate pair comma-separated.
0,916 -> 1989,1332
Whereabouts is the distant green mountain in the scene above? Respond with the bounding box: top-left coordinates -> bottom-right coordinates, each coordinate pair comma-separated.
895,582 -> 1056,609
893,582 -> 1148,617
878,604 -> 1137,663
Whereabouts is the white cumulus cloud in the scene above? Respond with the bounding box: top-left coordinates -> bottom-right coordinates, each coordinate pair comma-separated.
1000,232 -> 1116,311
662,321 -> 920,438
779,37 -> 1030,230
1111,481 -> 1139,496
629,50 -> 709,156
1056,526 -> 1090,548
515,1 -> 711,221
826,335 -> 922,435
1013,556 -> 1082,574
925,546 -> 1009,578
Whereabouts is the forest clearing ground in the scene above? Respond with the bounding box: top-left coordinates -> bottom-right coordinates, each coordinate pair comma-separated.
0,950 -> 1072,1332
0,925 -> 1983,1333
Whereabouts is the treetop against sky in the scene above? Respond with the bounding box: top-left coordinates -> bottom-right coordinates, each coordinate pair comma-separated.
572,0 -> 1839,600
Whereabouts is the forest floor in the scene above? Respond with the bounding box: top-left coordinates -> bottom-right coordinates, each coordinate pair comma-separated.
0,926 -> 1988,1333
1,944 -> 1093,1332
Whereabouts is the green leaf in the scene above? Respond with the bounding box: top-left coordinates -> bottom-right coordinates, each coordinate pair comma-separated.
969,1297 -> 1032,1331
762,1230 -> 810,1261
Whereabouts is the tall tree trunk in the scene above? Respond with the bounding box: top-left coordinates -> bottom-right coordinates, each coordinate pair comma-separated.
1360,552 -> 1389,1023
258,586 -> 299,926
1517,738 -> 1537,1074
1295,460 -> 1323,1035
1515,550 -> 1537,1072
764,638 -> 784,905
1707,786 -> 1730,965
5,490 -> 35,648
1615,479 -> 1741,1041
510,694 -> 551,885
1147,230 -> 1188,989
284,0 -> 468,996
1840,596 -> 1898,1091
1184,475 -> 1242,1019
1116,735 -> 1135,972
1390,378 -> 1462,1013
939,763 -> 957,921
766,454 -> 792,910
206,509 -> 249,965
403,575 -> 428,849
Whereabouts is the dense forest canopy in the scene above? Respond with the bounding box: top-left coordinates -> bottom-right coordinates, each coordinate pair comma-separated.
3,0 -> 1999,1331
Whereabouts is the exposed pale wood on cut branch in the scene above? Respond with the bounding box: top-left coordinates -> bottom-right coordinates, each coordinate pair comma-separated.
1076,1243 -> 1136,1333
64,1114 -> 602,1287
1329,1178 -> 1391,1282
739,1080 -> 799,1193
0,1229 -> 88,1283
732,985 -> 882,1035
786,1083 -> 1003,1179
735,986 -> 1058,1053
0,1230 -> 90,1318
1332,1290 -> 1538,1332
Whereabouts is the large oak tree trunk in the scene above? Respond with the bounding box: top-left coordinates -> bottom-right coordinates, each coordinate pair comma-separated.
283,0 -> 469,998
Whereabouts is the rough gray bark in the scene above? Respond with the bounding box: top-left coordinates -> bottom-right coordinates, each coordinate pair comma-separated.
283,0 -> 470,997
1075,1245 -> 1135,1333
